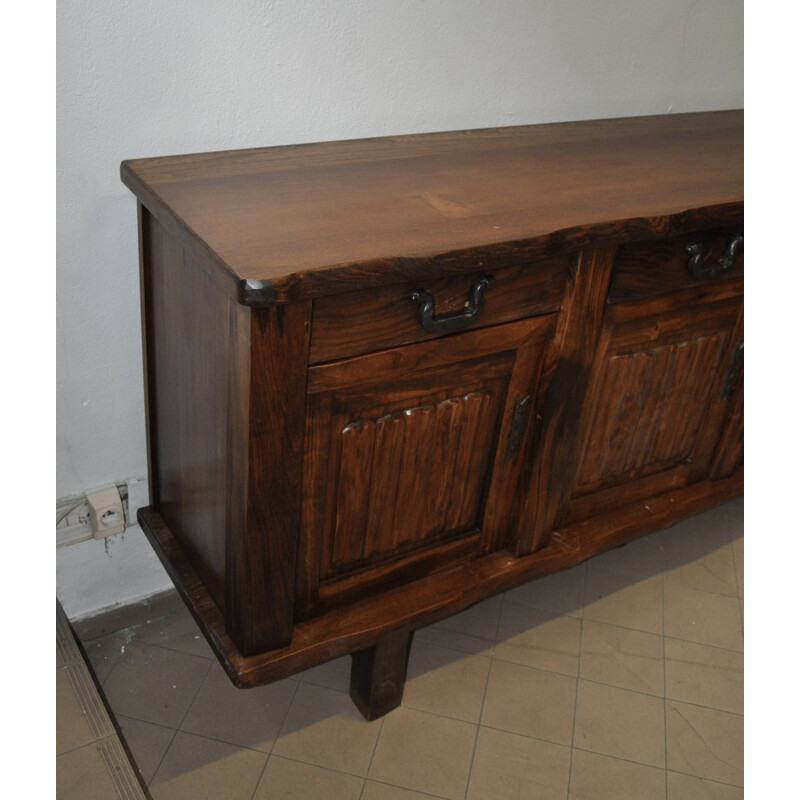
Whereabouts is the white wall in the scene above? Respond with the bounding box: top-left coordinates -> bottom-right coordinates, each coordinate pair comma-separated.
56,0 -> 743,619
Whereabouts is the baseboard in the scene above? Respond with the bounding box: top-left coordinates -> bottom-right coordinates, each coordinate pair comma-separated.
69,588 -> 182,642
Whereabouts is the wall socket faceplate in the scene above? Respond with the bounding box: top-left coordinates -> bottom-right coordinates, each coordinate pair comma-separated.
57,477 -> 149,547
87,486 -> 125,538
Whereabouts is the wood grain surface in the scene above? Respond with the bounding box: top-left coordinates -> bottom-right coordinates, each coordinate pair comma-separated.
122,111 -> 743,304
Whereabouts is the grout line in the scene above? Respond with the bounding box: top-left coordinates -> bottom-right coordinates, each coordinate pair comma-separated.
360,777 -> 449,799
131,637 -> 217,663
414,630 -> 497,658
665,766 -> 744,790
146,656 -> 214,789
252,751 -> 378,782
384,696 -> 481,728
474,721 -> 576,753
139,725 -> 273,757
661,633 -> 744,655
730,533 -> 745,630
360,713 -> 385,795
270,675 -> 303,754
463,589 -> 507,799
246,664 -> 305,799
462,648 -> 494,799
566,559 -> 589,799
580,606 -> 742,654
569,744 -> 676,773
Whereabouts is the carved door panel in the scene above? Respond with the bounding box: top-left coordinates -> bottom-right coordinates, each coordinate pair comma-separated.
562,296 -> 743,525
296,314 -> 557,617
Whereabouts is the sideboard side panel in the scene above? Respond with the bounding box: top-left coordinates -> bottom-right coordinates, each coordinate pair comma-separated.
139,205 -> 232,610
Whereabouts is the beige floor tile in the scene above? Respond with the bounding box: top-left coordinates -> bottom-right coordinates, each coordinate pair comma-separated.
573,681 -> 665,767
57,666 -> 97,755
663,585 -> 743,651
503,563 -> 586,616
404,641 -> 491,722
369,707 -> 477,800
57,742 -> 134,800
586,531 -> 664,578
132,605 -> 216,659
362,782 -> 445,800
149,731 -> 267,800
667,771 -> 744,799
493,602 -> 582,676
579,620 -> 664,695
115,714 -> 175,785
481,659 -> 576,744
428,596 -> 503,642
704,498 -> 743,538
101,643 -> 211,729
415,624 -> 494,656
584,568 -> 663,634
665,639 -> 743,713
731,538 -> 744,599
666,701 -> 743,786
466,726 -> 571,800
272,683 -> 381,776
661,503 -> 740,556
662,544 -> 739,596
180,662 -> 297,751
568,749 -> 666,800
82,631 -> 130,685
300,654 -> 351,691
253,756 -> 363,799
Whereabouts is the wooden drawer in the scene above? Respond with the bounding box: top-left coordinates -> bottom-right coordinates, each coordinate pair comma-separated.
608,227 -> 743,304
309,255 -> 570,363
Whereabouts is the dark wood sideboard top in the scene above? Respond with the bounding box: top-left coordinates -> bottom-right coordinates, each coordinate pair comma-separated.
121,110 -> 743,306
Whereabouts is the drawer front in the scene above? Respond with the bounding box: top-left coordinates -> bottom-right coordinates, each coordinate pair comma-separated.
309,255 -> 570,363
608,227 -> 743,304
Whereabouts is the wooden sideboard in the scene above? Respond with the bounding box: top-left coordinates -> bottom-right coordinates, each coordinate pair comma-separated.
122,110 -> 743,720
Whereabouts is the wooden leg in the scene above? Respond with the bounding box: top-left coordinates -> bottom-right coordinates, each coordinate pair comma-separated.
349,630 -> 414,721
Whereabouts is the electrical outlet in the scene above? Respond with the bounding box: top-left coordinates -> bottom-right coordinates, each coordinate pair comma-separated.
87,486 -> 125,538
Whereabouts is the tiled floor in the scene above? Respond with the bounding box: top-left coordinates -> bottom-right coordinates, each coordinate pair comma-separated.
59,499 -> 743,799
56,601 -> 148,799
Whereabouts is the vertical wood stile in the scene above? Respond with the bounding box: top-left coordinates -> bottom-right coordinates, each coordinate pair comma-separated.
228,302 -> 311,656
514,247 -> 617,555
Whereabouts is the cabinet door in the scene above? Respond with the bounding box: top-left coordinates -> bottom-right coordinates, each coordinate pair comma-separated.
296,314 -> 556,616
563,295 -> 743,525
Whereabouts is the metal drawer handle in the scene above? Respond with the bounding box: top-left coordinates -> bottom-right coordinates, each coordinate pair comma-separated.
686,235 -> 743,280
410,275 -> 496,333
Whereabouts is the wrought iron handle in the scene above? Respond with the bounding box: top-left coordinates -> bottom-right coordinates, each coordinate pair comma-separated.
410,275 -> 496,333
686,235 -> 743,280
